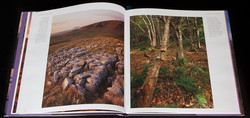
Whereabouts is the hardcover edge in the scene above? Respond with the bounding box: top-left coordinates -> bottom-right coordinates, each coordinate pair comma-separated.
4,12 -> 29,117
224,10 -> 245,116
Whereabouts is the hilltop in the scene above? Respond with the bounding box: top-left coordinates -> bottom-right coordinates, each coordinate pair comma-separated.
50,20 -> 124,46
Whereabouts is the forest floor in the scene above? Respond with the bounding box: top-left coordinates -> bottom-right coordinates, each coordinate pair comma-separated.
131,45 -> 214,108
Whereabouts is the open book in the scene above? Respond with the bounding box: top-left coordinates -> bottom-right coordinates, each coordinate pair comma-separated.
5,2 -> 243,116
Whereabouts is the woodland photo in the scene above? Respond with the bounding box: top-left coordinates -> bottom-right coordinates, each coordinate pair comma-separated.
42,10 -> 124,107
130,15 -> 214,108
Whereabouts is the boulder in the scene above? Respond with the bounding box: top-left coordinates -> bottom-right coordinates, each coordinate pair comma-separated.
74,74 -> 91,87
85,66 -> 108,93
77,60 -> 86,67
88,62 -> 98,70
48,61 -> 55,67
117,64 -> 124,74
67,60 -> 78,66
59,67 -> 69,78
47,71 -> 53,76
112,79 -> 122,88
69,65 -> 82,78
75,51 -> 85,57
57,51 -> 63,56
53,70 -> 60,82
116,75 -> 124,88
76,84 -> 86,97
70,48 -> 78,52
56,63 -> 65,69
107,76 -> 115,84
106,64 -> 112,73
112,96 -> 124,106
47,80 -> 52,87
107,87 -> 123,96
103,91 -> 124,106
64,58 -> 70,65
103,92 -> 114,102
85,77 -> 97,93
62,77 -> 73,90
53,58 -> 60,65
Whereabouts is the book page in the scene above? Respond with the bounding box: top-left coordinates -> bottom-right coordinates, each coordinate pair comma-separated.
14,3 -> 126,114
124,9 -> 241,115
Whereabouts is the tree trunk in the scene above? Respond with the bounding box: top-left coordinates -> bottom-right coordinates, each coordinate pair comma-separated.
137,59 -> 162,107
131,17 -> 140,45
139,15 -> 158,49
176,18 -> 185,59
197,30 -> 200,49
194,17 -> 201,49
139,16 -> 153,47
176,27 -> 184,59
145,15 -> 157,49
161,16 -> 171,50
171,17 -> 185,60
188,18 -> 195,50
155,17 -> 161,47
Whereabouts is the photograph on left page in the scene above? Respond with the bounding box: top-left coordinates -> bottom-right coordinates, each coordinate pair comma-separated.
42,9 -> 124,108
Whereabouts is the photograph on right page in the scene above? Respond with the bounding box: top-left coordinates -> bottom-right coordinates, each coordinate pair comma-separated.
130,15 -> 213,108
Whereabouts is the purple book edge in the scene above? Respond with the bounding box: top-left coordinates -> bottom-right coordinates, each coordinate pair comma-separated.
5,12 -> 28,116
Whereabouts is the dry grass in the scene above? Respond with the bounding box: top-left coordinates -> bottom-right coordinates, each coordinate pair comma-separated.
48,37 -> 123,55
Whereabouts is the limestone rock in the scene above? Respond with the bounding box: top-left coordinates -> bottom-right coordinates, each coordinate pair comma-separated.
107,87 -> 123,96
116,75 -> 124,88
45,45 -> 124,106
69,65 -> 82,78
53,70 -> 60,82
117,64 -> 124,74
74,74 -> 91,87
85,66 -> 108,93
107,76 -> 115,84
76,84 -> 86,97
62,77 -> 73,90
59,67 -> 69,78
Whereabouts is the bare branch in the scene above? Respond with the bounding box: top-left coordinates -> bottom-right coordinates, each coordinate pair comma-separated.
130,19 -> 145,33
139,16 -> 152,42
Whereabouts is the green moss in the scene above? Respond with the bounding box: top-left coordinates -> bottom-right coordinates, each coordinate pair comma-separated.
159,66 -> 170,76
174,76 -> 197,92
196,94 -> 207,104
174,57 -> 189,67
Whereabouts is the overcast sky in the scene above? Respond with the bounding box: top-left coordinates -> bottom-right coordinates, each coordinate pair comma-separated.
51,9 -> 124,34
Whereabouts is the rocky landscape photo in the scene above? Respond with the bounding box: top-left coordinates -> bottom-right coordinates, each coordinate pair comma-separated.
42,10 -> 124,107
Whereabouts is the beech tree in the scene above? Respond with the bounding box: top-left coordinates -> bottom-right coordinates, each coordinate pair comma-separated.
141,15 -> 157,49
135,16 -> 172,107
194,17 -> 201,49
130,17 -> 144,46
171,17 -> 185,59
160,16 -> 172,51
187,17 -> 195,50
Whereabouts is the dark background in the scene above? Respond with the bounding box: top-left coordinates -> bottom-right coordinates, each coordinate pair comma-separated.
0,0 -> 249,117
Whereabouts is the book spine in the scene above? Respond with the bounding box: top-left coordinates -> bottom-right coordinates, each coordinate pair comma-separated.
224,10 -> 244,115
5,12 -> 29,116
